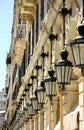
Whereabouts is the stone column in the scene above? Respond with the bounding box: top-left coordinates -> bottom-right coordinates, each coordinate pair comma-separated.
47,98 -> 52,130
38,110 -> 44,130
29,119 -> 33,130
52,98 -> 59,130
26,121 -> 29,130
33,115 -> 38,130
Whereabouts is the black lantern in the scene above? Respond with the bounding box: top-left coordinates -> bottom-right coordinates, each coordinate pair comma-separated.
55,49 -> 73,90
70,24 -> 84,68
27,101 -> 35,116
44,69 -> 56,100
24,107 -> 28,122
36,80 -> 46,104
24,106 -> 31,121
31,89 -> 43,111
31,95 -> 38,111
19,111 -> 24,118
30,72 -> 38,111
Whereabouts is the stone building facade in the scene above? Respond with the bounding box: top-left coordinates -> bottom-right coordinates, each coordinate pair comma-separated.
0,89 -> 6,130
5,0 -> 84,130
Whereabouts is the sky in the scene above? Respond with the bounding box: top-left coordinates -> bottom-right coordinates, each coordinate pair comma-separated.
0,1 -> 14,91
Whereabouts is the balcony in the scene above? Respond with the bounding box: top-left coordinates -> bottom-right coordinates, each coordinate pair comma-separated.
13,24 -> 26,65
20,7 -> 35,22
20,0 -> 38,22
22,0 -> 38,10
13,42 -> 26,65
16,24 -> 26,39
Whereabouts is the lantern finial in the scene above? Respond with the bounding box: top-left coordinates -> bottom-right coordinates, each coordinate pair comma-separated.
60,49 -> 68,61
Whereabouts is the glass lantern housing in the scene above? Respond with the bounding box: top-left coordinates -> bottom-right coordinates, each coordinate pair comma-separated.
24,107 -> 28,122
24,106 -> 31,121
27,101 -> 35,116
36,80 -> 46,104
44,69 -> 56,97
70,24 -> 84,68
55,49 -> 73,90
31,96 -> 38,111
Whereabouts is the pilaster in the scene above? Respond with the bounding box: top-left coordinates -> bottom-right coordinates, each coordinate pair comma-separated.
38,110 -> 44,130
78,77 -> 84,129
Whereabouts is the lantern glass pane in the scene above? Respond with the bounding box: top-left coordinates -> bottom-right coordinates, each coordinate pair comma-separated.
28,106 -> 32,115
67,67 -> 72,83
57,66 -> 61,83
80,44 -> 84,64
32,100 -> 38,110
26,110 -> 31,119
37,92 -> 41,103
38,103 -> 42,110
62,66 -> 65,83
45,82 -> 49,95
52,82 -> 56,95
25,110 -> 27,118
65,66 -> 72,84
72,44 -> 80,65
41,91 -> 46,103
40,92 -> 43,103
65,66 -> 69,83
37,88 -> 46,104
50,82 -> 52,95
45,82 -> 56,96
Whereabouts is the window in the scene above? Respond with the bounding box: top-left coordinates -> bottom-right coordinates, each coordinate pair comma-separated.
28,43 -> 31,65
29,31 -> 31,43
21,53 -> 25,77
41,0 -> 44,21
0,113 -> 5,118
18,67 -> 21,88
32,21 -> 34,54
36,4 -> 39,43
18,18 -> 21,24
16,19 -> 26,38
25,44 -> 28,69
47,0 -> 53,11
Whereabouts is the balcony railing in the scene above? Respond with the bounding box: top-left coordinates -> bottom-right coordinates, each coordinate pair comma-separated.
13,24 -> 26,65
16,24 -> 26,39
